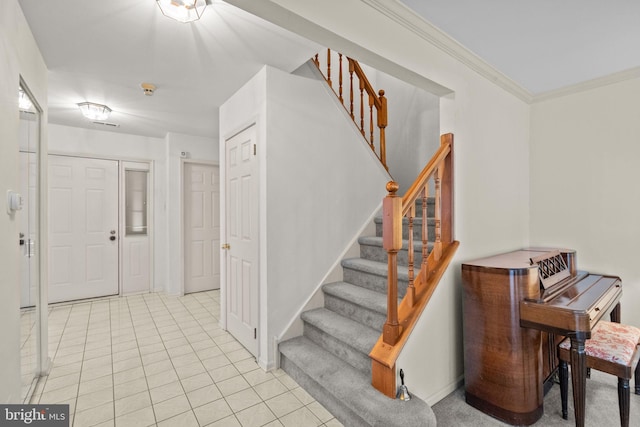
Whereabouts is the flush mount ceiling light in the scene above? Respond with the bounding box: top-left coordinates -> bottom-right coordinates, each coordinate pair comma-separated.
141,83 -> 156,96
77,102 -> 112,121
156,0 -> 208,23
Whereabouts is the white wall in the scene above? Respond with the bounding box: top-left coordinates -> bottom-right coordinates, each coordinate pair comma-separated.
48,125 -> 219,295
220,66 -> 391,370
266,66 -> 390,368
304,55 -> 441,192
376,70 -> 440,193
0,0 -> 48,403
228,0 -> 532,404
530,76 -> 640,327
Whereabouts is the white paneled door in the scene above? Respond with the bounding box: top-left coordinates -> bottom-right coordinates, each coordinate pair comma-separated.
225,125 -> 259,356
49,155 -> 119,303
184,163 -> 220,294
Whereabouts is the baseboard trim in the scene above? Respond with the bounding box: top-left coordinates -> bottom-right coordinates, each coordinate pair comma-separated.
425,374 -> 464,406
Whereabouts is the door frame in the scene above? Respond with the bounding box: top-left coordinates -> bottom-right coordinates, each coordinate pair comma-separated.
180,159 -> 220,296
18,77 -> 50,394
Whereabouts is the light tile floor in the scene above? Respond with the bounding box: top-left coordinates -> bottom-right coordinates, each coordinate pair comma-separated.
31,290 -> 343,427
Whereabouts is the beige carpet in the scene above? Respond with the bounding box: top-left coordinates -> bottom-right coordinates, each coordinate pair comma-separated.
432,370 -> 639,426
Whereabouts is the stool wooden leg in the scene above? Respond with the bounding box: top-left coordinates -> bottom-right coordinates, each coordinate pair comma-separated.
560,360 -> 569,420
635,361 -> 640,395
618,377 -> 630,427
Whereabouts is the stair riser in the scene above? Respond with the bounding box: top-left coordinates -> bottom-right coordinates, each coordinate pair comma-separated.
303,322 -> 371,376
343,268 -> 408,298
324,293 -> 386,331
360,244 -> 424,265
280,354 -> 370,427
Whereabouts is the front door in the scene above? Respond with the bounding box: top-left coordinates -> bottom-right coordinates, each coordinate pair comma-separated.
225,125 -> 259,356
49,155 -> 119,303
184,163 -> 220,294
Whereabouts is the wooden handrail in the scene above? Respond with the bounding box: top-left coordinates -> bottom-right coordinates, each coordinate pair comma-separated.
370,133 -> 459,398
313,49 -> 388,170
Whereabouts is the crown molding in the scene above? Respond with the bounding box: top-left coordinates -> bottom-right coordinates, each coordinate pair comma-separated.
361,0 -> 534,103
532,66 -> 640,103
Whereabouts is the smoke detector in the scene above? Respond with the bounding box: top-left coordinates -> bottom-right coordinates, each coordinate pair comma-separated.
141,83 -> 156,96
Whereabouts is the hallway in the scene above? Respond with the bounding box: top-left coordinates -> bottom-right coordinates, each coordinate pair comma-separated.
29,290 -> 341,427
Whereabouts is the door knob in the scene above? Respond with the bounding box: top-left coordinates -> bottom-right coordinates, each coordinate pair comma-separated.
222,243 -> 230,250
110,236 -> 116,241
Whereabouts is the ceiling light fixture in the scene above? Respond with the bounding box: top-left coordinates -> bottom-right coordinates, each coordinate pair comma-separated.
156,0 -> 208,23
77,102 -> 112,121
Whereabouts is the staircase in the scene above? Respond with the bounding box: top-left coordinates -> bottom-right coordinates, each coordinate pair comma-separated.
279,199 -> 437,427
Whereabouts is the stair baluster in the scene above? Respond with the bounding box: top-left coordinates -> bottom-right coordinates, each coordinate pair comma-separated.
421,187 -> 429,278
348,60 -> 355,120
406,206 -> 415,307
359,78 -> 365,137
338,53 -> 344,104
434,166 -> 443,260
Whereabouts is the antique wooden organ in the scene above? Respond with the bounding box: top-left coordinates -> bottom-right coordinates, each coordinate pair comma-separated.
462,248 -> 622,426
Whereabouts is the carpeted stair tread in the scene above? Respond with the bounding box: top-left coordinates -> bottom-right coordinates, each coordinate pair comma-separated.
342,258 -> 409,280
280,336 -> 436,427
322,282 -> 389,315
373,215 -> 435,225
358,235 -> 432,251
301,308 -> 379,356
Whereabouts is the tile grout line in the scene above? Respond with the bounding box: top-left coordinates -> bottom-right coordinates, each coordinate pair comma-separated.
128,294 -> 160,427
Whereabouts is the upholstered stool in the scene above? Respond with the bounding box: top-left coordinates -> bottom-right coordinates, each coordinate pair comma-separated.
558,321 -> 640,427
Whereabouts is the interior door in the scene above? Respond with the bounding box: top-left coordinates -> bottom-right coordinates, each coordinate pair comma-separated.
225,125 -> 258,356
184,163 -> 220,294
49,155 -> 119,303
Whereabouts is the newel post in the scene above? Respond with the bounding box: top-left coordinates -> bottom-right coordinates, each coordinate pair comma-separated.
383,181 -> 402,346
378,90 -> 388,169
440,133 -> 454,245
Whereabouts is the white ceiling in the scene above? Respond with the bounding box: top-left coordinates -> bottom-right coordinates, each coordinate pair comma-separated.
398,0 -> 640,95
18,1 -> 640,139
18,0 -> 319,139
